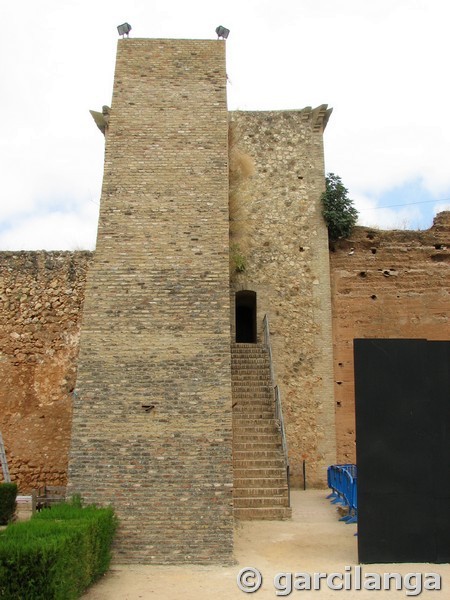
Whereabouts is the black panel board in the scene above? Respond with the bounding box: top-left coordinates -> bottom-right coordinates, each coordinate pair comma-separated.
354,338 -> 450,564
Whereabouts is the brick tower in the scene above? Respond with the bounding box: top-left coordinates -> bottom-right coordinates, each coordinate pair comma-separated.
67,39 -> 233,564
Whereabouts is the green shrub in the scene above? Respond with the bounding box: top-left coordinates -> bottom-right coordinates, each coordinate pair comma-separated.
0,483 -> 17,525
321,172 -> 359,241
0,498 -> 117,599
34,498 -> 117,580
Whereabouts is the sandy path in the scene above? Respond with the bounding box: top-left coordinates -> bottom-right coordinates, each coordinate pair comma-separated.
83,490 -> 448,599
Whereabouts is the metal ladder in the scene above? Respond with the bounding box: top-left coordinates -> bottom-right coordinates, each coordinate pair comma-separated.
0,431 -> 11,483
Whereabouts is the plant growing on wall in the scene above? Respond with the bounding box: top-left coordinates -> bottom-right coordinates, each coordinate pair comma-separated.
230,243 -> 247,273
321,173 -> 358,241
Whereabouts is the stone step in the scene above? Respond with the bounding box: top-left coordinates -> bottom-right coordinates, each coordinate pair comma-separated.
234,467 -> 287,478
232,389 -> 272,394
231,360 -> 270,366
234,449 -> 284,460
233,401 -> 273,407
233,398 -> 273,404
233,496 -> 289,508
233,458 -> 285,469
232,388 -> 273,394
231,351 -> 268,356
233,441 -> 282,451
231,380 -> 272,389
233,426 -> 278,434
233,425 -> 279,434
233,397 -> 274,404
233,434 -> 281,444
232,415 -> 277,423
232,403 -> 274,410
234,476 -> 288,488
232,382 -> 271,387
233,410 -> 274,419
231,348 -> 267,352
233,391 -> 272,397
233,486 -> 288,498
233,404 -> 276,410
234,506 -> 292,520
232,366 -> 270,372
233,409 -> 274,416
234,414 -> 275,420
233,400 -> 275,408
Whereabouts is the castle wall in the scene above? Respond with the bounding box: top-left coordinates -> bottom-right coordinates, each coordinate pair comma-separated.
229,108 -> 336,488
1,217 -> 449,498
66,39 -> 233,564
0,251 -> 91,490
330,212 -> 450,463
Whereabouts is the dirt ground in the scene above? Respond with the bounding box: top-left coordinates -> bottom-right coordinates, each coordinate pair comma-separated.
83,490 -> 448,599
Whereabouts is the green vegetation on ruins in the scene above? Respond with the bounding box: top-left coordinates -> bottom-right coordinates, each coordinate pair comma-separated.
321,173 -> 359,241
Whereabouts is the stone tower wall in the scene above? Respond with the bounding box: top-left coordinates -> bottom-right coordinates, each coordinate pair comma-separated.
229,108 -> 336,488
66,39 -> 233,564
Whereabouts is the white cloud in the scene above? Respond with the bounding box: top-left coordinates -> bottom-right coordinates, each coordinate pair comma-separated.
1,0 -> 450,248
0,203 -> 99,251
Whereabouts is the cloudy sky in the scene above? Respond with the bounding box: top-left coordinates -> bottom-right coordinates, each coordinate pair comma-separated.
1,0 -> 450,250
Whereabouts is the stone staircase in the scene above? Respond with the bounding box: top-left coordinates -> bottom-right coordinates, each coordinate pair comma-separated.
232,343 -> 291,520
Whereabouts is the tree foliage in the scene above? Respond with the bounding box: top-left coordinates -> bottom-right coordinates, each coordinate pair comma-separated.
321,173 -> 358,241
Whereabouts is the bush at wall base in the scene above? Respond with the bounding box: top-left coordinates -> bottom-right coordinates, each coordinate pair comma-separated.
0,483 -> 17,525
0,497 -> 117,600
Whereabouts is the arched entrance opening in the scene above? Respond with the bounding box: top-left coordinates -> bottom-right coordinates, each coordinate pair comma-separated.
235,291 -> 257,343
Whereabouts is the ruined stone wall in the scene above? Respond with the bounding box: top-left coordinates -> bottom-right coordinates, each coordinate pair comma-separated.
67,39 -> 233,564
0,251 -> 92,491
229,107 -> 336,488
330,212 -> 450,464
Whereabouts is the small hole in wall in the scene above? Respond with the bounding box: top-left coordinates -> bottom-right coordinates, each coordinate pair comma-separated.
299,246 -> 304,252
336,401 -> 342,407
336,381 -> 343,385
359,271 -> 367,278
338,362 -> 343,367
141,404 -> 155,413
297,175 -> 304,180
371,248 -> 377,254
371,294 -> 377,300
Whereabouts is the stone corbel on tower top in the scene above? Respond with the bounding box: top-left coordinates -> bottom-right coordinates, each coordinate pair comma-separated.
89,105 -> 111,136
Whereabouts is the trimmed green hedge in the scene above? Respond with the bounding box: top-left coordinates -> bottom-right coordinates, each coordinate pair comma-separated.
0,497 -> 117,600
0,483 -> 17,525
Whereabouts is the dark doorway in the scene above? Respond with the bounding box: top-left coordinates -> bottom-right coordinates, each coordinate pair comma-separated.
235,291 -> 257,343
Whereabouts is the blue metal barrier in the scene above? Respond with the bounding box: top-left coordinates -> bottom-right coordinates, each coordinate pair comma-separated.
326,464 -> 357,524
